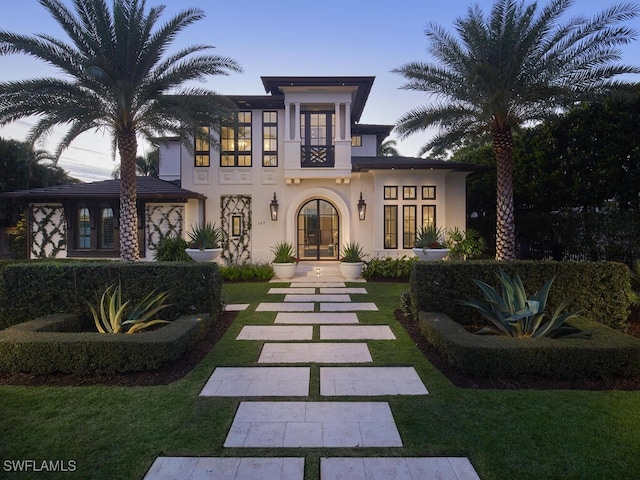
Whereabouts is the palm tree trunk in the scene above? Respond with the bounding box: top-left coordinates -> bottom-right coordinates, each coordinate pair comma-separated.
117,130 -> 140,261
493,129 -> 516,260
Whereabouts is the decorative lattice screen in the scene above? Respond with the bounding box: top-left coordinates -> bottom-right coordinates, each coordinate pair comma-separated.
146,204 -> 184,250
220,195 -> 252,264
31,204 -> 66,258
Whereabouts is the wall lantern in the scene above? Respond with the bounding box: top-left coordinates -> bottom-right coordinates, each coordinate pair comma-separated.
269,193 -> 279,221
357,192 -> 367,221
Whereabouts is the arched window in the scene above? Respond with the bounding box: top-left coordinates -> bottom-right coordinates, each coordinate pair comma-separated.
78,208 -> 91,249
101,208 -> 115,249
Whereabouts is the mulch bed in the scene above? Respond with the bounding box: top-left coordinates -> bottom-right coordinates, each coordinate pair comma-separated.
0,311 -> 237,387
397,309 -> 640,391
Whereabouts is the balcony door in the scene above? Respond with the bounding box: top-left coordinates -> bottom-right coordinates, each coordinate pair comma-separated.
300,112 -> 335,167
297,199 -> 339,260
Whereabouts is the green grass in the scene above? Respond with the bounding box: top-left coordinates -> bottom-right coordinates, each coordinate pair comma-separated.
1,281 -> 639,479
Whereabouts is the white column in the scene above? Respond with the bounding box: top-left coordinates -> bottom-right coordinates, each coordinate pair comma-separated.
284,102 -> 291,140
335,102 -> 342,141
344,102 -> 351,141
294,102 -> 301,141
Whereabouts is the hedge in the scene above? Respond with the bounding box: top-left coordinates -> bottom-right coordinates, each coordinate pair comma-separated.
0,261 -> 223,329
410,260 -> 631,330
418,312 -> 640,379
0,313 -> 211,374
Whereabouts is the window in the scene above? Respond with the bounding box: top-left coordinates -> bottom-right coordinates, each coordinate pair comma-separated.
300,112 -> 335,167
231,215 -> 243,237
403,186 -> 417,200
78,208 -> 91,249
262,111 -> 277,167
194,126 -> 210,167
101,208 -> 115,248
351,135 -> 362,147
221,111 -> 252,167
403,205 -> 416,249
384,205 -> 398,249
384,186 -> 397,200
422,205 -> 436,229
422,186 -> 436,200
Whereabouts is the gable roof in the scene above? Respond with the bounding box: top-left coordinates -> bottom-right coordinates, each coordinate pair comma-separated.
351,156 -> 486,173
0,176 -> 206,201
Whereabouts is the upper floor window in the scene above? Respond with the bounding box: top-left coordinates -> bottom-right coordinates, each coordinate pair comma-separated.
262,111 -> 278,167
351,135 -> 362,147
300,112 -> 335,167
422,186 -> 436,200
194,126 -> 210,167
221,111 -> 252,167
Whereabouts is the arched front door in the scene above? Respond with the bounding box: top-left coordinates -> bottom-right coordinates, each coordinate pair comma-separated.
297,199 -> 339,260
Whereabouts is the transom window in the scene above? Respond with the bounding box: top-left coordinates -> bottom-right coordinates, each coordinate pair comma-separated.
221,111 -> 252,167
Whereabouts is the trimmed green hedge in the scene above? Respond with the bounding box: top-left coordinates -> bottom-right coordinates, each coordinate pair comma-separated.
0,262 -> 223,329
410,260 -> 631,330
418,311 -> 640,379
0,313 -> 211,374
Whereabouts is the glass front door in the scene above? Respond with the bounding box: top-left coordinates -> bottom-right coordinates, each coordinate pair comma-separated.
297,199 -> 339,260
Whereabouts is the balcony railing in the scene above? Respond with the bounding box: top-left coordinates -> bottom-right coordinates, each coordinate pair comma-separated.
301,145 -> 335,167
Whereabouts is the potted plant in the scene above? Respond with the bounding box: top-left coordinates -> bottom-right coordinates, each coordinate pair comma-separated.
413,226 -> 449,261
185,222 -> 222,262
339,241 -> 365,279
271,241 -> 298,279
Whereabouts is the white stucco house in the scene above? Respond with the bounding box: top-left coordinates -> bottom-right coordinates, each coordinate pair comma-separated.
1,75 -> 480,263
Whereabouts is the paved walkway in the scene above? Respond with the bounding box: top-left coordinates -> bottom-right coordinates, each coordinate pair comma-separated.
145,277 -> 481,480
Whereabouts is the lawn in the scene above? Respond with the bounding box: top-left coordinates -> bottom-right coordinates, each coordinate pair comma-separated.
1,281 -> 639,479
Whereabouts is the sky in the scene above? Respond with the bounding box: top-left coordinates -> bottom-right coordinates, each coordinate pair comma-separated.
0,0 -> 638,182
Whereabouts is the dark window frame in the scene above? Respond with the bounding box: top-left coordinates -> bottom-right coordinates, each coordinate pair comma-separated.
384,186 -> 398,200
403,205 -> 417,249
351,135 -> 362,147
194,126 -> 210,167
384,205 -> 398,249
422,205 -> 436,229
422,185 -> 436,200
262,111 -> 278,167
403,186 -> 417,200
221,111 -> 252,167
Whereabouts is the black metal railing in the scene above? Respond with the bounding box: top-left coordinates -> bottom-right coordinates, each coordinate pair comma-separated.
301,145 -> 335,167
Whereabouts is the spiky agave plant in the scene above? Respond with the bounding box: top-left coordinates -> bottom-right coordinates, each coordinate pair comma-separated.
461,269 -> 589,338
86,283 -> 172,334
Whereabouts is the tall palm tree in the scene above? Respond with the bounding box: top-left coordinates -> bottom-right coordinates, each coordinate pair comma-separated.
393,0 -> 638,260
0,0 -> 241,261
112,149 -> 159,179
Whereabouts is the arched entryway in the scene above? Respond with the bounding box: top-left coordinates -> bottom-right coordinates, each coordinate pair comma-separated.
297,199 -> 339,260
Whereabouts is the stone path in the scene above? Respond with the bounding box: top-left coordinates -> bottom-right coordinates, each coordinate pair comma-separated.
145,278 -> 481,480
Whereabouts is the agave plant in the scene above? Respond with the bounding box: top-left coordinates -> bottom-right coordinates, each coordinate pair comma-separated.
86,283 -> 172,334
461,270 -> 589,339
340,242 -> 366,263
270,242 -> 297,263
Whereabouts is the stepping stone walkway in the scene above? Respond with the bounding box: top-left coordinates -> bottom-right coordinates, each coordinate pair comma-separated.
145,280 -> 481,480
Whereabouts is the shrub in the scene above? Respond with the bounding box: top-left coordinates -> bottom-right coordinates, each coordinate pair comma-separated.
363,256 -> 417,281
219,262 -> 274,282
154,234 -> 191,261
0,262 -> 222,329
410,260 -> 631,330
186,222 -> 221,250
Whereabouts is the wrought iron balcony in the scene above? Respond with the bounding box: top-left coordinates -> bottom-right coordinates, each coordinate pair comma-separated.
300,145 -> 335,167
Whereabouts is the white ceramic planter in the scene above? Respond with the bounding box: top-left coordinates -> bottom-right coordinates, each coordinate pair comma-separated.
339,261 -> 364,280
412,248 -> 450,261
185,248 -> 222,262
272,262 -> 297,279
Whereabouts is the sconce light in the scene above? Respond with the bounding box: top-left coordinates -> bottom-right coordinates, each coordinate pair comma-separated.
270,192 -> 279,221
357,192 -> 367,221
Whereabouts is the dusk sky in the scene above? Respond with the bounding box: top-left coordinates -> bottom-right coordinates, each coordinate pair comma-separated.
1,0 -> 638,181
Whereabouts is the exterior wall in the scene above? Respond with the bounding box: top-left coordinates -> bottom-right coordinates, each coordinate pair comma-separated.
351,134 -> 378,156
29,203 -> 67,259
158,141 -> 182,182
144,201 -> 200,261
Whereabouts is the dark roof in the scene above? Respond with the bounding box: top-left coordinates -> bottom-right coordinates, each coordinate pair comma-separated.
351,156 -> 486,173
261,76 -> 375,122
229,94 -> 285,110
0,176 -> 206,201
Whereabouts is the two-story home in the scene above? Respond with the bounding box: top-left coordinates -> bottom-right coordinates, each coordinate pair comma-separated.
1,75 -> 480,263
159,75 -> 479,265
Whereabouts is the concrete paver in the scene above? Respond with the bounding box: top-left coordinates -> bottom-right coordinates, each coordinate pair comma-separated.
320,367 -> 429,396
225,304 -> 250,311
237,325 -> 313,341
256,302 -> 315,312
224,402 -> 403,448
290,282 -> 345,288
284,294 -> 351,303
320,302 -> 378,311
144,457 -> 304,480
320,325 -> 395,340
200,367 -> 310,397
319,287 -> 368,294
275,312 -> 359,324
269,288 -> 316,294
321,457 -> 481,480
258,343 -> 372,363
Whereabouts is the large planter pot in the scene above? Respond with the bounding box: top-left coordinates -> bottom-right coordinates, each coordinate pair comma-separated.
339,261 -> 364,280
185,248 -> 222,262
412,248 -> 450,261
272,262 -> 297,280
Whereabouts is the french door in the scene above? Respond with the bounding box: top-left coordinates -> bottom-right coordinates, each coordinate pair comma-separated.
297,199 -> 339,260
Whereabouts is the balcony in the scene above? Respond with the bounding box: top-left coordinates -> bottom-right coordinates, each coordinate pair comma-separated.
301,145 -> 335,168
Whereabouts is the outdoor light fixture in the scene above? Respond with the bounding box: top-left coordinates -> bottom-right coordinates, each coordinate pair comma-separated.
270,192 -> 279,221
357,192 -> 367,221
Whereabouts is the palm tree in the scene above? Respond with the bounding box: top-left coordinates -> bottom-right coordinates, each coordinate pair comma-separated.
0,0 -> 241,261
393,0 -> 638,260
112,149 -> 159,179
378,138 -> 400,156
